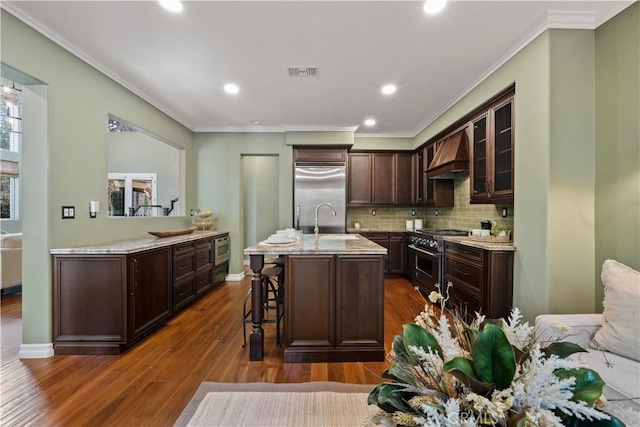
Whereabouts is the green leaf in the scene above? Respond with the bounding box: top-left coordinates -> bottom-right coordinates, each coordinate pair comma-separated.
376,383 -> 415,414
443,357 -> 495,395
382,364 -> 415,385
562,410 -> 626,427
472,323 -> 517,389
543,342 -> 588,359
402,323 -> 443,363
392,334 -> 410,364
554,368 -> 605,407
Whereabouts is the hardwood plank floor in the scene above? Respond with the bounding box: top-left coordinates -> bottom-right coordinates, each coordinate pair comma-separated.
0,276 -> 426,426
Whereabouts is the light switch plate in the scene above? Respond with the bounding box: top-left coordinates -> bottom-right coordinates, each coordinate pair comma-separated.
62,206 -> 75,219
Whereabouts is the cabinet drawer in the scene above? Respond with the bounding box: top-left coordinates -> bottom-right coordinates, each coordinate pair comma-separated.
449,285 -> 481,324
195,271 -> 212,294
174,255 -> 195,282
173,242 -> 195,258
445,256 -> 482,294
195,248 -> 212,271
196,238 -> 212,251
173,280 -> 195,311
211,263 -> 228,286
446,242 -> 483,263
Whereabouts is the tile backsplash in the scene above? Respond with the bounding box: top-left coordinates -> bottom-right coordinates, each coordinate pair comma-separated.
347,174 -> 514,234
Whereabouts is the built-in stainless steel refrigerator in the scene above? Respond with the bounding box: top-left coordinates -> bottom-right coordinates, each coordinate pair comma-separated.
294,164 -> 346,234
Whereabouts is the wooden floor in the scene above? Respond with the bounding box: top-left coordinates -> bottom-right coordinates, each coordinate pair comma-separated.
0,276 -> 426,427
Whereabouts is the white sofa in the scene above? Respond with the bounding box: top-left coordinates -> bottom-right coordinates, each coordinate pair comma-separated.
535,313 -> 640,409
0,232 -> 22,291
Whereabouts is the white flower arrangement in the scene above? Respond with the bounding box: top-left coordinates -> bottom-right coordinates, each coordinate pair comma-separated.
367,283 -> 625,427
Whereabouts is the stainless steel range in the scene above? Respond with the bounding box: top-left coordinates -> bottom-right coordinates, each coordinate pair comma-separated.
407,229 -> 468,295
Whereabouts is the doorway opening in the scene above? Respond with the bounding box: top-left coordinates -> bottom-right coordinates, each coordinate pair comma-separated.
241,155 -> 280,259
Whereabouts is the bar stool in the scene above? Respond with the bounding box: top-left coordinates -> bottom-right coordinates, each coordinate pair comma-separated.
242,265 -> 285,347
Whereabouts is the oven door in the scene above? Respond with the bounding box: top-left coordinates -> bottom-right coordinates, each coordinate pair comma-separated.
409,244 -> 441,294
214,236 -> 230,266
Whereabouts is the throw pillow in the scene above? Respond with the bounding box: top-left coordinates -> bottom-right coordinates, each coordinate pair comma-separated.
591,259 -> 640,361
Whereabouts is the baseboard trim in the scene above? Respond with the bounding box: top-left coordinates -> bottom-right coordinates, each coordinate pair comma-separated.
19,343 -> 54,359
226,272 -> 245,281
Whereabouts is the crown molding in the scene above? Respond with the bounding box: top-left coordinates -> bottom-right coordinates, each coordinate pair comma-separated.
354,132 -> 414,138
410,3 -> 634,140
280,125 -> 359,132
1,3 -> 196,131
194,126 -> 284,133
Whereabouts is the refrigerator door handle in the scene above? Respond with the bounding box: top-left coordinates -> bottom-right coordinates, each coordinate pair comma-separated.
296,201 -> 300,230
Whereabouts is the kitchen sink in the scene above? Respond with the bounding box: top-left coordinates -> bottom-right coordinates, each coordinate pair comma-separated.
318,234 -> 358,240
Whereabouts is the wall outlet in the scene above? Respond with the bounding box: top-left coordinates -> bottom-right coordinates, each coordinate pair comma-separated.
435,209 -> 439,216
502,207 -> 508,218
190,209 -> 195,216
371,209 -> 376,216
411,210 -> 416,216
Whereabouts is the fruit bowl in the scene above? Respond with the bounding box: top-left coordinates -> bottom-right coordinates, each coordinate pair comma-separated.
192,210 -> 216,231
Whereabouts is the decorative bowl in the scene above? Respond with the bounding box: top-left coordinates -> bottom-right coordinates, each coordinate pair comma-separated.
192,210 -> 216,231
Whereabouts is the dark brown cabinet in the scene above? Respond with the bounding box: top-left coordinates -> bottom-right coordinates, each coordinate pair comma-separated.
412,146 -> 454,207
348,152 -> 373,205
359,231 -> 389,272
358,231 -> 405,275
470,95 -> 514,204
294,146 -> 348,163
284,254 -> 384,362
129,248 -> 172,339
53,233 -> 227,355
388,232 -> 405,274
348,151 -> 416,206
443,241 -> 513,323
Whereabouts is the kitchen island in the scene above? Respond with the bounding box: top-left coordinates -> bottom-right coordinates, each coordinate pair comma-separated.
243,234 -> 386,362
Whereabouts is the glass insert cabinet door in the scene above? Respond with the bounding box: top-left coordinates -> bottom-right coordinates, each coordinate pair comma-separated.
107,173 -> 158,217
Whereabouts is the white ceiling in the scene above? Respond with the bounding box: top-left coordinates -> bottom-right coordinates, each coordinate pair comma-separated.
2,1 -> 634,136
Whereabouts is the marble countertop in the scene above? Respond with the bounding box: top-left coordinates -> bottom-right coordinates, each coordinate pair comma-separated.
443,236 -> 516,251
244,233 -> 387,255
50,230 -> 229,255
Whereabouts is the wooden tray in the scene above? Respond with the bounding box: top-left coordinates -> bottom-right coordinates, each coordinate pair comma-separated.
148,226 -> 197,238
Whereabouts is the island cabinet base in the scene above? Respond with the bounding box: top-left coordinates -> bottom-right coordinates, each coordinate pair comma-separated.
284,254 -> 385,363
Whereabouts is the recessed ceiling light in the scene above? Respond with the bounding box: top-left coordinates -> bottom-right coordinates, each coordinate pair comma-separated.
251,120 -> 261,125
424,0 -> 447,14
224,84 -> 240,95
381,85 -> 396,95
159,0 -> 183,13
364,119 -> 376,126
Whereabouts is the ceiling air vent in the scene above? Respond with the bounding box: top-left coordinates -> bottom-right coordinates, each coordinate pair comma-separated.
288,67 -> 319,77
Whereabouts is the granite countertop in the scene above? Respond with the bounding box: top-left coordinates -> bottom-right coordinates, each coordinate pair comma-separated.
443,235 -> 516,251
50,230 -> 229,255
244,233 -> 387,255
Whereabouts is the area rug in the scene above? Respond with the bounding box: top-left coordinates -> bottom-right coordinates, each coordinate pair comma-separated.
174,381 -> 376,427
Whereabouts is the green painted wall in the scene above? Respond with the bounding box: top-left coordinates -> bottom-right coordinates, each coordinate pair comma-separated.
414,33 -> 552,320
547,29 -> 597,314
1,10 -> 194,348
594,2 -> 640,310
193,133 -> 292,274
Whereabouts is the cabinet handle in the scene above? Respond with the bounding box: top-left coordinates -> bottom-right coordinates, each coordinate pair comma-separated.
133,259 -> 138,295
488,180 -> 493,194
178,264 -> 189,271
454,268 -> 469,276
178,288 -> 191,297
484,181 -> 488,193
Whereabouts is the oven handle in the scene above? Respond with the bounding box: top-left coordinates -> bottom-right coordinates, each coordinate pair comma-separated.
408,244 -> 441,258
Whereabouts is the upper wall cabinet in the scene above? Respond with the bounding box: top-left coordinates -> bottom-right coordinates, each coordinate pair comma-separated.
293,146 -> 348,163
348,152 -> 415,206
470,94 -> 514,204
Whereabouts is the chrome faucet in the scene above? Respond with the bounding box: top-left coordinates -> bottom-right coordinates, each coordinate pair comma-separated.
314,202 -> 337,240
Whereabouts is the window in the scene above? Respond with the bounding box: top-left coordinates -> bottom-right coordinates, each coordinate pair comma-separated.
107,173 -> 159,217
0,78 -> 21,220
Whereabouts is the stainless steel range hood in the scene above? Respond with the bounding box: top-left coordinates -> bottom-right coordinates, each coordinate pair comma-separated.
427,129 -> 469,179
